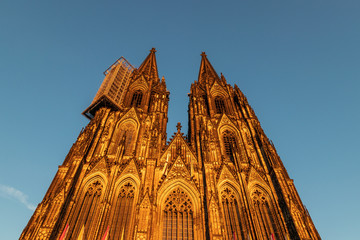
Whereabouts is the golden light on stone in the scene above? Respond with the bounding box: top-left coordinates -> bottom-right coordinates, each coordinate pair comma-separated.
20,49 -> 320,240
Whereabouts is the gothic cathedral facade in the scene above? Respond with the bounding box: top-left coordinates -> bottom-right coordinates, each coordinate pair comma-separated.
20,49 -> 320,240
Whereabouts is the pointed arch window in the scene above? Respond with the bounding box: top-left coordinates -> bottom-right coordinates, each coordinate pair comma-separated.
68,180 -> 103,239
215,96 -> 226,114
221,187 -> 246,240
109,123 -> 136,156
131,90 -> 143,107
110,182 -> 136,239
162,188 -> 194,240
251,189 -> 281,240
122,127 -> 135,155
223,130 -> 237,162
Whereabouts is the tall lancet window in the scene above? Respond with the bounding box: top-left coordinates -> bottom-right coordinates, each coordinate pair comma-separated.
110,182 -> 136,239
223,130 -> 237,162
68,180 -> 103,239
221,187 -> 246,240
131,90 -> 143,107
109,123 -> 136,156
251,189 -> 281,240
162,188 -> 194,240
122,126 -> 136,155
202,95 -> 210,115
215,96 -> 226,114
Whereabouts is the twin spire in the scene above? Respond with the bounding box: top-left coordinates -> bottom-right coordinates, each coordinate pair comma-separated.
138,48 -> 222,84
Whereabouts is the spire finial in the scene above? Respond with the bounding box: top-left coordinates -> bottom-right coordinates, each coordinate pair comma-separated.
138,48 -> 159,81
198,51 -> 219,83
176,122 -> 182,133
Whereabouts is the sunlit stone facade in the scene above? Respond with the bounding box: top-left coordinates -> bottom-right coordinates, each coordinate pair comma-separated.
20,49 -> 320,240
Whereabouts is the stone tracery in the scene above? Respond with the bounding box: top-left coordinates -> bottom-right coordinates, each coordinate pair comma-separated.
222,130 -> 237,162
67,180 -> 103,239
110,182 -> 136,239
131,90 -> 143,107
162,188 -> 194,240
214,96 -> 227,114
220,186 -> 246,240
251,188 -> 281,240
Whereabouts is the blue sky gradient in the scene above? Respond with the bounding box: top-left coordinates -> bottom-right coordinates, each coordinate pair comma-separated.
0,1 -> 359,239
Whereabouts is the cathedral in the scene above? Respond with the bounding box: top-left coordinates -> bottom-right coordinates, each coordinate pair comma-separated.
20,49 -> 320,240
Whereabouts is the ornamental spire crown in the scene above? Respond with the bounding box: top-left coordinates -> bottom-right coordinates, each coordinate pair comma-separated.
198,51 -> 220,85
137,48 -> 159,82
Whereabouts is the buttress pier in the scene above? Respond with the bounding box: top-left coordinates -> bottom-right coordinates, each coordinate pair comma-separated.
20,49 -> 320,240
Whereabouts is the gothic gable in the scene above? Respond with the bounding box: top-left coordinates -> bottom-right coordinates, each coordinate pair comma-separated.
159,132 -> 197,169
164,156 -> 191,181
157,156 -> 199,193
86,157 -> 110,176
119,107 -> 140,126
210,81 -> 227,98
118,158 -> 141,180
217,114 -> 237,131
129,75 -> 149,91
140,191 -> 151,208
247,167 -> 269,188
216,163 -> 238,185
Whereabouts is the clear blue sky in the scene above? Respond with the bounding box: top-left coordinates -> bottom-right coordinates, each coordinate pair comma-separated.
0,1 -> 359,239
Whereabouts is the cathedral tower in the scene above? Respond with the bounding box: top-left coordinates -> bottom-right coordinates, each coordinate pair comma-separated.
20,49 -> 320,240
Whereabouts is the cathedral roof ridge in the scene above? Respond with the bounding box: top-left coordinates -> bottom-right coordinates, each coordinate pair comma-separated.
168,131 -> 185,142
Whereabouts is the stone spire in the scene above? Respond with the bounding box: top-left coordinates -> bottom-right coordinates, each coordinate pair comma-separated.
198,52 -> 220,84
137,48 -> 159,82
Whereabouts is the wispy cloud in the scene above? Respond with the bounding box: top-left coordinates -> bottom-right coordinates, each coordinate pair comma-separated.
0,184 -> 36,211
